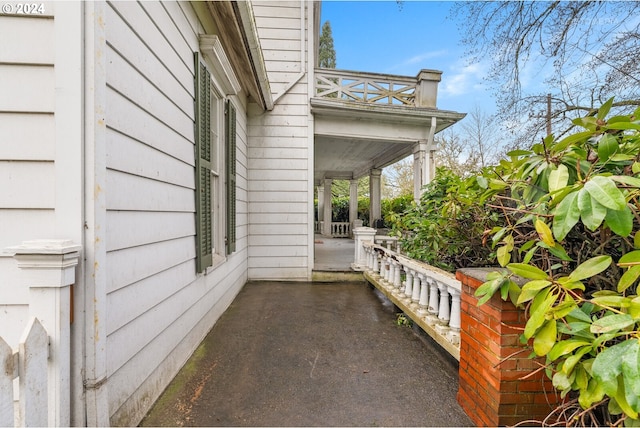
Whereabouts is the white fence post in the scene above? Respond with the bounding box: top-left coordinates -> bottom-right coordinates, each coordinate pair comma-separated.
351,227 -> 377,271
9,240 -> 81,427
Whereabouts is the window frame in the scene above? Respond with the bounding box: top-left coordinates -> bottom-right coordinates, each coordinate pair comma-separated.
194,42 -> 239,273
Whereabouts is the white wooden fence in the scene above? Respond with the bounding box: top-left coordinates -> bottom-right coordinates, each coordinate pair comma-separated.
352,227 -> 461,359
1,319 -> 48,427
1,240 -> 80,427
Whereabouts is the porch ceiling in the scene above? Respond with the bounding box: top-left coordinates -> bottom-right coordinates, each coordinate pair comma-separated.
311,98 -> 465,185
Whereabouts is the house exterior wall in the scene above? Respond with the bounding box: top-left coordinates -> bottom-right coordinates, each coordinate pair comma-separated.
102,2 -> 249,425
1,0 -> 314,425
248,1 -> 314,280
0,3 -> 83,348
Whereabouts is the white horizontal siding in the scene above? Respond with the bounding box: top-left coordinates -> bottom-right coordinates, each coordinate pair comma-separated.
249,223 -> 308,235
248,180 -> 307,192
252,1 -> 304,93
249,192 -> 307,203
248,213 -> 308,226
106,87 -> 194,165
106,45 -> 193,139
106,237 -> 195,294
0,16 -> 54,64
0,209 -> 55,256
250,201 -> 307,213
0,113 -> 55,160
105,169 -> 194,212
248,169 -> 308,180
106,211 -> 194,252
0,161 -> 55,208
0,304 -> 28,349
0,259 -> 27,304
249,246 -> 307,257
249,113 -> 308,127
0,65 -> 54,112
102,1 -> 250,425
250,234 -> 307,246
106,128 -> 194,189
0,9 -> 79,388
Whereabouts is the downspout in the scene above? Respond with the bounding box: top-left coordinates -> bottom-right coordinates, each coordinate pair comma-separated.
83,1 -> 110,425
272,0 -> 306,105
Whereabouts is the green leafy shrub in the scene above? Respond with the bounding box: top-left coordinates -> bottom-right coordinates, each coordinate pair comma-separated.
386,167 -> 500,271
475,100 -> 640,426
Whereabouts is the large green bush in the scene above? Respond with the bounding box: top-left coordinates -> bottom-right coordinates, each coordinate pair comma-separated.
389,100 -> 640,425
386,168 -> 500,271
474,100 -> 640,426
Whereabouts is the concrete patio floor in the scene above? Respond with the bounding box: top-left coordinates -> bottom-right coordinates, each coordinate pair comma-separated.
313,234 -> 355,271
140,281 -> 472,427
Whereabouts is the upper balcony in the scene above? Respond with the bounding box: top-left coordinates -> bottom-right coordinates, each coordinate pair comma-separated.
311,68 -> 465,186
313,68 -> 441,108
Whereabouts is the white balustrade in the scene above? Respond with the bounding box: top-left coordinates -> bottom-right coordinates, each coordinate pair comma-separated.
314,68 -> 441,108
331,222 -> 351,238
358,239 -> 462,360
316,221 -> 352,238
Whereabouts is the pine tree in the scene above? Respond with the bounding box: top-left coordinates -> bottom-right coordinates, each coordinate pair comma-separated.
319,21 -> 336,69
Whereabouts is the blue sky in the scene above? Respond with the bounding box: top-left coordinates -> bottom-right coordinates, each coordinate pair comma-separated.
320,1 -> 495,117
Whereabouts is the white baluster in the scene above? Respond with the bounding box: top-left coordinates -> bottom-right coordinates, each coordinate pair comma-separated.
418,274 -> 429,315
385,258 -> 393,287
372,250 -> 379,273
411,272 -> 421,307
437,281 -> 451,325
367,247 -> 374,271
425,278 -> 440,326
393,260 -> 402,293
403,268 -> 414,301
385,257 -> 393,285
434,282 -> 451,337
447,286 -> 461,346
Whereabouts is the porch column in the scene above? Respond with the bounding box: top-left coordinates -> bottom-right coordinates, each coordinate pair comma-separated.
413,117 -> 437,202
322,178 -> 332,237
317,184 -> 324,222
349,179 -> 358,226
369,169 -> 382,228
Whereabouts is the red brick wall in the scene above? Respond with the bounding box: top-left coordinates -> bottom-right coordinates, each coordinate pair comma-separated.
456,269 -> 563,427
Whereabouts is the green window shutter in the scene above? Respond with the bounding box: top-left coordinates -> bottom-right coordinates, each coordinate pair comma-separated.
194,52 -> 213,272
225,100 -> 237,255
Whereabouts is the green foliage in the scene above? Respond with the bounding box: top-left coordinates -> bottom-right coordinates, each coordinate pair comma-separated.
319,21 -> 336,69
386,168 -> 499,271
314,194 -> 409,227
474,100 -> 640,425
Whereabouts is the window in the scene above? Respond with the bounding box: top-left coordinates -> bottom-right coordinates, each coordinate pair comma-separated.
194,52 -> 237,273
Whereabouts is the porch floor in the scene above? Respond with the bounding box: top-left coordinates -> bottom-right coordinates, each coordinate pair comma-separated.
313,233 -> 354,271
140,281 -> 473,427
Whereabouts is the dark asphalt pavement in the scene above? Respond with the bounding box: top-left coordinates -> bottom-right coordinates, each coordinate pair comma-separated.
140,281 -> 473,427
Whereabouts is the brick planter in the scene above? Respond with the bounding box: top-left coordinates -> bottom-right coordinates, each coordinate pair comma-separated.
456,268 -> 563,427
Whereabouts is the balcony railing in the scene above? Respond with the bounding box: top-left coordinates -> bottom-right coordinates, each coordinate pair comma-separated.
315,221 -> 352,238
353,228 -> 461,360
314,68 -> 441,109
